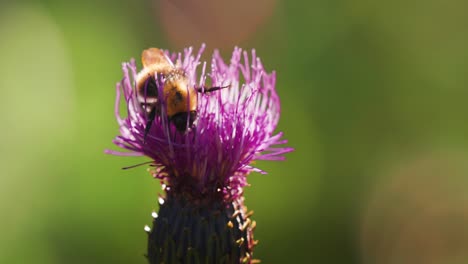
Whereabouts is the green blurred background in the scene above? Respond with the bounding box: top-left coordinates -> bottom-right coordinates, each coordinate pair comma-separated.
2,0 -> 468,263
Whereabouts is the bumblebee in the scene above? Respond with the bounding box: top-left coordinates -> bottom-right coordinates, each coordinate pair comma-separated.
136,48 -> 227,139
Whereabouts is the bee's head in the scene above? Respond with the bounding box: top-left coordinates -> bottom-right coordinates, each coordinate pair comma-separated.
171,111 -> 198,132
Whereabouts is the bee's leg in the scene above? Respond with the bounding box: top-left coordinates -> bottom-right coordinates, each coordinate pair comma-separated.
165,117 -> 177,142
144,107 -> 157,143
191,123 -> 198,141
195,84 -> 231,93
171,119 -> 178,142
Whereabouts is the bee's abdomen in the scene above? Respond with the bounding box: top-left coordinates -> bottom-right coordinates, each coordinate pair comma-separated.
164,84 -> 197,117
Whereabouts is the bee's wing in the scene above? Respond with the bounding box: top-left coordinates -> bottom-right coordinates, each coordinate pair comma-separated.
141,48 -> 174,70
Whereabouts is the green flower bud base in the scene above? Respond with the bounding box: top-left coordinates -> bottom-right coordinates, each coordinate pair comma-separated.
147,194 -> 258,264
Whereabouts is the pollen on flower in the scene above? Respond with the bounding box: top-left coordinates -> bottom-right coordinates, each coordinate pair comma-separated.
107,44 -> 293,202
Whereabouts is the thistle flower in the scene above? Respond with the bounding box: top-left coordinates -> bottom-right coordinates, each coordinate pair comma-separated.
107,45 -> 292,263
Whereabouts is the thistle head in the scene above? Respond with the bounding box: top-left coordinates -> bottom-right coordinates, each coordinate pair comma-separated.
107,45 -> 292,202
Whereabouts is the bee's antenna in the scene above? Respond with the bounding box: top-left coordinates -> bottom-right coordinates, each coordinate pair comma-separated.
122,161 -> 155,170
196,84 -> 231,93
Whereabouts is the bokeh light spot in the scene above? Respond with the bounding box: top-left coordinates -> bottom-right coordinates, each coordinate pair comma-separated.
156,0 -> 277,49
361,152 -> 468,264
